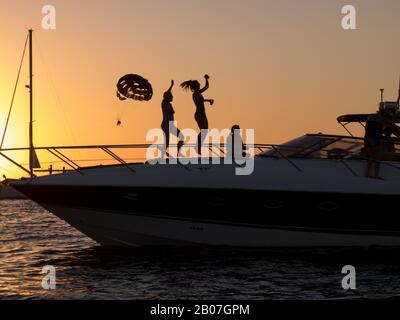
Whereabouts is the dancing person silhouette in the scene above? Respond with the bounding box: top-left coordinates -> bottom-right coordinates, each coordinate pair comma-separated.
161,80 -> 184,157
181,74 -> 214,154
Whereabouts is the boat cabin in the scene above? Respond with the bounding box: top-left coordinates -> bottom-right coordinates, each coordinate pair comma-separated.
260,133 -> 400,161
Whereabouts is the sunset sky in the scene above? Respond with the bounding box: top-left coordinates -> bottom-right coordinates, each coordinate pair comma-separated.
0,0 -> 399,177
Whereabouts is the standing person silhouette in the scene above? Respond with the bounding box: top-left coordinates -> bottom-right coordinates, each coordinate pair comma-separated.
161,80 -> 184,157
181,75 -> 214,154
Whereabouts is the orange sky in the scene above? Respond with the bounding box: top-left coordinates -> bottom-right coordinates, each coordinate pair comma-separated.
0,0 -> 400,177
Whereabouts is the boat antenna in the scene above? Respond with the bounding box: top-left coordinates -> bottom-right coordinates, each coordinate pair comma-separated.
380,88 -> 385,103
28,29 -> 34,178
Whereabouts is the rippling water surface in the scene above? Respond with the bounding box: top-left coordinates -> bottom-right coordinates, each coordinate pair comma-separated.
1,200 -> 400,299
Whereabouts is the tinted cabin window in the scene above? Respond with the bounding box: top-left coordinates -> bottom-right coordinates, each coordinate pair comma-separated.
259,136 -> 337,159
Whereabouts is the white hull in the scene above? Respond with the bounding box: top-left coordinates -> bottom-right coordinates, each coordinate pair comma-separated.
44,205 -> 400,247
12,148 -> 400,248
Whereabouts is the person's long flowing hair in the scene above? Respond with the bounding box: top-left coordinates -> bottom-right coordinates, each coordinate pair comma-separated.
180,80 -> 200,92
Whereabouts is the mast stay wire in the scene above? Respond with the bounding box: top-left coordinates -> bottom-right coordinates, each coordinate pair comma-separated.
33,33 -> 78,148
1,35 -> 29,149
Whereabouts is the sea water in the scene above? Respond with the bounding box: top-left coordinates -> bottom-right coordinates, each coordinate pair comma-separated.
1,200 -> 400,300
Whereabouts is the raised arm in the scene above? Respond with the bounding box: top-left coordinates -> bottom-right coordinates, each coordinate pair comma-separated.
199,74 -> 210,93
167,80 -> 175,92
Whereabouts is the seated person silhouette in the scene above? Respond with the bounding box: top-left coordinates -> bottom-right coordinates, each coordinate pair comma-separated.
227,124 -> 246,164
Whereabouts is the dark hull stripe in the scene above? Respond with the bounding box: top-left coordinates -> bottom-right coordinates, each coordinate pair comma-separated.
47,204 -> 400,237
13,185 -> 400,235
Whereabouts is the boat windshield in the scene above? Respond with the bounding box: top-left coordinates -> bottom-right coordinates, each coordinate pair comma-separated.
258,135 -> 369,159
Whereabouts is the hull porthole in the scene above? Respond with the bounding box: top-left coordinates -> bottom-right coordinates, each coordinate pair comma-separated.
318,201 -> 339,212
124,193 -> 140,201
263,200 -> 284,209
207,197 -> 225,207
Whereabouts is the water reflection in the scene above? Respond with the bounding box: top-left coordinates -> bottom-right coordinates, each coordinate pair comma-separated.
1,200 -> 400,299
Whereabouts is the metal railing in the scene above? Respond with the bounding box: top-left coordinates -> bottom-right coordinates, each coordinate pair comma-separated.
1,137 -> 400,178
0,143 -> 267,177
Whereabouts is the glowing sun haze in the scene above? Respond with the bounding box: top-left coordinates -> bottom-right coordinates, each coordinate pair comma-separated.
0,0 -> 399,177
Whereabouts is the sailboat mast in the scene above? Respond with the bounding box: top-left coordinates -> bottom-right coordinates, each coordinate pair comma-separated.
28,29 -> 34,178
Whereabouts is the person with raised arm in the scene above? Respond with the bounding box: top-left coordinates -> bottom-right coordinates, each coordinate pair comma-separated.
161,80 -> 184,157
181,75 -> 214,154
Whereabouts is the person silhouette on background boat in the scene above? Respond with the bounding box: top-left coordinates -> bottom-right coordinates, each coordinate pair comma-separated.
161,80 -> 184,157
382,127 -> 396,154
364,105 -> 396,179
181,75 -> 214,154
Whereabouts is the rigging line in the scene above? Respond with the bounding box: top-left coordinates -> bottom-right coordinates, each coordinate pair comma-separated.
34,33 -> 75,143
1,35 -> 29,149
33,33 -> 78,147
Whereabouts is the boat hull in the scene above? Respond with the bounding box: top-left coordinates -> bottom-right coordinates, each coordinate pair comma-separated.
12,158 -> 400,247
40,204 -> 400,247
